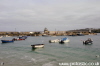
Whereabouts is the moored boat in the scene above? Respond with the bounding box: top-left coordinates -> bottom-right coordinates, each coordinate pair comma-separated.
59,37 -> 70,43
49,39 -> 60,43
42,34 -> 51,37
77,33 -> 84,36
12,38 -> 25,41
19,36 -> 27,39
31,44 -> 44,48
83,38 -> 93,45
12,36 -> 27,41
1,40 -> 14,43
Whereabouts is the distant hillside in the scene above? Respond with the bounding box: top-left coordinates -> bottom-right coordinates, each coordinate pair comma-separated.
92,29 -> 100,33
68,28 -> 100,33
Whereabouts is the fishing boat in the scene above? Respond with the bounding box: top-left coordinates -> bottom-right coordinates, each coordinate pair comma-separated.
59,37 -> 70,43
42,34 -> 51,37
31,44 -> 44,48
83,38 -> 93,45
12,38 -> 25,41
1,40 -> 14,43
49,39 -> 60,43
12,36 -> 27,41
77,33 -> 84,36
16,39 -> 25,40
19,36 -> 27,39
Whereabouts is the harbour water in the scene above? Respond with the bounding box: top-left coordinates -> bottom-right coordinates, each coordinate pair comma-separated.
0,34 -> 100,66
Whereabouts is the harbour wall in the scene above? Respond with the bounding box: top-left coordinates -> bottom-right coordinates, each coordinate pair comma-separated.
0,31 -> 97,36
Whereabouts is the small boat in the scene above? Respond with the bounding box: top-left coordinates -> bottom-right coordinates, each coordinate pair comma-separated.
12,36 -> 27,41
49,39 -> 60,43
19,36 -> 27,39
83,40 -> 93,45
31,44 -> 44,48
83,38 -> 93,45
12,38 -> 25,41
59,37 -> 70,43
1,40 -> 14,43
68,34 -> 77,36
77,33 -> 84,36
13,38 -> 25,41
42,34 -> 51,37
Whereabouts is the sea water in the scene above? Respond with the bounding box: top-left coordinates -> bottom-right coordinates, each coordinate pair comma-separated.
0,34 -> 100,66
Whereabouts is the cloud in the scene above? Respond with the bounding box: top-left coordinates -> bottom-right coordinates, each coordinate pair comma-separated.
0,0 -> 100,31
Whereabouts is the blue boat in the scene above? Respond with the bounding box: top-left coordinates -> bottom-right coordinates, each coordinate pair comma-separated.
1,40 -> 14,43
59,37 -> 70,43
19,36 -> 27,39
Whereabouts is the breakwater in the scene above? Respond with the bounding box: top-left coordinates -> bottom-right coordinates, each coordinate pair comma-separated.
0,31 -> 97,37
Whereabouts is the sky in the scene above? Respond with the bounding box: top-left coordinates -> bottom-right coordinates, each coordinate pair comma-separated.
0,0 -> 100,32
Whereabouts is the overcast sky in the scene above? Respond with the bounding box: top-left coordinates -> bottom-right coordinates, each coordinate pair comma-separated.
0,0 -> 100,31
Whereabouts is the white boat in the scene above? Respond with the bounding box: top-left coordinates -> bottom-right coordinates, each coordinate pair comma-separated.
59,37 -> 70,43
42,34 -> 51,37
49,39 -> 60,43
31,44 -> 44,48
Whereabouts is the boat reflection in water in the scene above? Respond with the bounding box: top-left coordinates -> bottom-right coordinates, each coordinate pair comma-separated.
31,47 -> 44,51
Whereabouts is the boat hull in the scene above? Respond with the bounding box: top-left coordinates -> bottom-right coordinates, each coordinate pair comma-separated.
19,36 -> 27,39
31,44 -> 44,48
58,37 -> 70,43
1,40 -> 14,43
13,39 -> 25,41
59,40 -> 70,43
49,39 -> 60,43
83,41 -> 93,45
